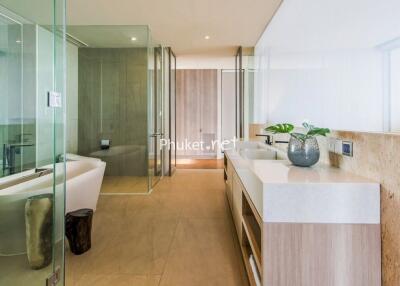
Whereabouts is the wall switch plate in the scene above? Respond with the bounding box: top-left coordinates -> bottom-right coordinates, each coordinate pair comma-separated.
334,139 -> 343,154
342,141 -> 353,157
47,91 -> 62,107
328,138 -> 336,153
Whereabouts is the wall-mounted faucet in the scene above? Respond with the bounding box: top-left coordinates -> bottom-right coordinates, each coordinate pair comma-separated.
2,143 -> 34,175
256,134 -> 273,145
256,134 -> 289,145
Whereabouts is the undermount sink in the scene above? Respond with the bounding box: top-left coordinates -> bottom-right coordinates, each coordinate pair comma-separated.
240,149 -> 277,160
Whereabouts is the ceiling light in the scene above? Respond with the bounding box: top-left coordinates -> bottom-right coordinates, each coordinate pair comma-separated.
204,35 -> 210,40
131,37 -> 137,41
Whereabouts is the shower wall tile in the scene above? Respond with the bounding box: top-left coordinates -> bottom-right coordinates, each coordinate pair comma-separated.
78,48 -> 149,176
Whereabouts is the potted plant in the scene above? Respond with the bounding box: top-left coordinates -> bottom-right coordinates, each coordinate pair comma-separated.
265,122 -> 330,167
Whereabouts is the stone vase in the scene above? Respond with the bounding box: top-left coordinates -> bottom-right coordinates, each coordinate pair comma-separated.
25,194 -> 53,270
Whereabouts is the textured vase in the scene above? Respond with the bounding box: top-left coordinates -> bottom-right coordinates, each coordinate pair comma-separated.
287,135 -> 320,167
25,194 -> 53,270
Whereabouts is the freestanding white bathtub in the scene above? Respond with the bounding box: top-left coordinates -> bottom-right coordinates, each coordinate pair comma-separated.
0,156 -> 106,256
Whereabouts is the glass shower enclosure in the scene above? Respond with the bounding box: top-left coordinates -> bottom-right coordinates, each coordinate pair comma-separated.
67,25 -> 167,193
0,1 -> 66,285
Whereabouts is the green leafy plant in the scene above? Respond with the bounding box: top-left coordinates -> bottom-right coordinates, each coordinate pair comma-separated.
265,122 -> 330,142
265,123 -> 294,134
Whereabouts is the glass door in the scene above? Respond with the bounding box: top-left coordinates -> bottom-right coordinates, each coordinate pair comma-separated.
235,47 -> 244,139
0,1 -> 66,285
162,47 -> 176,176
169,49 -> 177,175
148,45 -> 163,187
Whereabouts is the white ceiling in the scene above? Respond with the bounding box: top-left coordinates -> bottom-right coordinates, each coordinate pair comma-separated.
66,0 -> 282,56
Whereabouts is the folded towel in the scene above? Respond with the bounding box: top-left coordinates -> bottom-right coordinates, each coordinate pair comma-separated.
249,254 -> 262,286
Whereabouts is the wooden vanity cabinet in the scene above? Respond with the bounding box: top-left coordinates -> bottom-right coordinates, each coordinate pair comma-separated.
224,154 -> 381,286
225,158 -> 234,210
232,173 -> 243,241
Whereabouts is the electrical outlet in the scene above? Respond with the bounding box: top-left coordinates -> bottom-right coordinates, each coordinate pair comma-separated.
342,141 -> 353,157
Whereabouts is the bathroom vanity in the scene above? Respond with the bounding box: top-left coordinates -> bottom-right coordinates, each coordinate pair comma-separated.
224,142 -> 381,286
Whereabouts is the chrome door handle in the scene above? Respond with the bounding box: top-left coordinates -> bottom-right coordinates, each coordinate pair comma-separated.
150,133 -> 164,137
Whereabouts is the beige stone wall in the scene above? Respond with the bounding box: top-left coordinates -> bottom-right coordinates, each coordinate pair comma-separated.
249,124 -> 400,285
322,131 -> 400,286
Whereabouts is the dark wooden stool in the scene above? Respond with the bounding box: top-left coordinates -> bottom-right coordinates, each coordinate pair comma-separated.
65,208 -> 93,255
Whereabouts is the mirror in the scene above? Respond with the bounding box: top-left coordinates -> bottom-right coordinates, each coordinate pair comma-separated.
253,0 -> 400,133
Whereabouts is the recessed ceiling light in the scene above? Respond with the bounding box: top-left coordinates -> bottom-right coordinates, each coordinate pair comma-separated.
204,35 -> 210,40
131,37 -> 137,41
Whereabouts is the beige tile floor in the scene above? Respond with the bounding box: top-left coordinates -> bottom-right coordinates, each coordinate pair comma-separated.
101,176 -> 149,194
66,169 -> 248,286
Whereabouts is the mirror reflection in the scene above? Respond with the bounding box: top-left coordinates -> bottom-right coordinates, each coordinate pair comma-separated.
254,0 -> 400,133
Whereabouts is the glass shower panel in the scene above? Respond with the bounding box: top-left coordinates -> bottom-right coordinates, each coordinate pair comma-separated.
0,1 -> 66,286
235,47 -> 254,140
53,0 -> 67,281
0,10 -> 23,177
243,54 -> 254,140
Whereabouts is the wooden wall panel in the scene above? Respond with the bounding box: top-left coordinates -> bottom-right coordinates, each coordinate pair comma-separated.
176,69 -> 218,157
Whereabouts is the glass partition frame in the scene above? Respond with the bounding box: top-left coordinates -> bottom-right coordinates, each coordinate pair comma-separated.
169,48 -> 177,176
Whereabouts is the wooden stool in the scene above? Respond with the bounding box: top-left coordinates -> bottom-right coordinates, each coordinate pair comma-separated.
65,209 -> 93,255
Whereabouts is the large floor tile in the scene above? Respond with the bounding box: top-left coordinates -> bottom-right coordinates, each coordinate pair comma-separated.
66,169 -> 247,286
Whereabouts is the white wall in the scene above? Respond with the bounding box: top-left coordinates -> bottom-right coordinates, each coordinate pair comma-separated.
254,0 -> 400,132
390,48 -> 400,132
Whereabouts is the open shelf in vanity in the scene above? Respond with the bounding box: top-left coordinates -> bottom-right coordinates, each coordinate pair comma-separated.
242,194 -> 262,274
241,192 -> 262,286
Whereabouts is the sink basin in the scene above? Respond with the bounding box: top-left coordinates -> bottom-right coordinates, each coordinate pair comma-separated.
240,149 -> 277,160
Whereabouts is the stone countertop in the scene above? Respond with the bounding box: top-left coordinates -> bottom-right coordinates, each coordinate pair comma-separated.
225,141 -> 380,224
